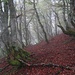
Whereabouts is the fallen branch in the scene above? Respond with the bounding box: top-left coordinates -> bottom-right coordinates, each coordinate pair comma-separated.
0,59 -> 74,73
18,59 -> 73,70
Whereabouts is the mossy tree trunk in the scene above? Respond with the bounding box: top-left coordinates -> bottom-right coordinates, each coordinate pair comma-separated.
58,0 -> 75,37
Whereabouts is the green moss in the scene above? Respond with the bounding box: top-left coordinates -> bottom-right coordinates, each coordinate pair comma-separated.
16,54 -> 21,59
8,59 -> 21,66
58,25 -> 75,36
7,46 -> 31,67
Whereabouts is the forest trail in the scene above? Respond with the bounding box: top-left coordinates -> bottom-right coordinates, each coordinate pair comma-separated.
1,33 -> 75,75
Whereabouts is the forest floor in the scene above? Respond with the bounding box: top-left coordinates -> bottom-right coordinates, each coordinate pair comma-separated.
0,33 -> 75,75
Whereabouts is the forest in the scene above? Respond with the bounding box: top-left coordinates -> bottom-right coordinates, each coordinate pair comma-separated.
0,0 -> 75,75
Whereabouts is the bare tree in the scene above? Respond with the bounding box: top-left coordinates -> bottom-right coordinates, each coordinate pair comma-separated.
33,0 -> 49,43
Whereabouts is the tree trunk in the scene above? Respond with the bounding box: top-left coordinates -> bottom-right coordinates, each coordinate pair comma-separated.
8,0 -> 17,44
33,0 -> 49,43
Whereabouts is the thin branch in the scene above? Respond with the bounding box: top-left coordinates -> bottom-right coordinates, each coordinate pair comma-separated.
26,12 -> 35,27
52,9 -> 62,26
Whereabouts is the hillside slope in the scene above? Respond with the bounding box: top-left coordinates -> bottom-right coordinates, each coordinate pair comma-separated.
0,33 -> 75,75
